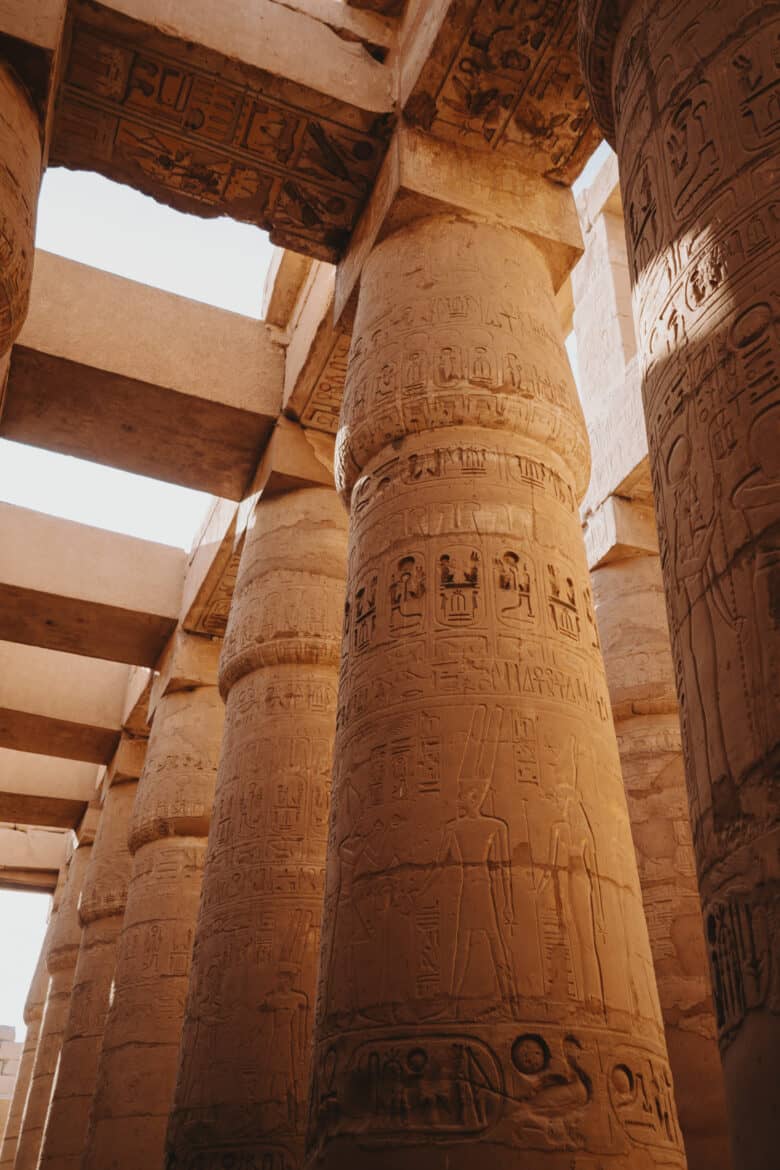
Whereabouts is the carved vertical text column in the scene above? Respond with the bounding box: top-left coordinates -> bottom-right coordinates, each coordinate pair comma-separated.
167,486 -> 347,1168
0,61 -> 40,356
14,840 -> 91,1170
82,681 -> 222,1170
579,2 -> 779,1163
0,911 -> 51,1169
591,550 -> 730,1169
39,750 -> 143,1170
308,214 -> 685,1169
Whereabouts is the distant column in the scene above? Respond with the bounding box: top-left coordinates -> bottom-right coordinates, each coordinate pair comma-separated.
0,927 -> 49,1169
14,840 -> 91,1170
38,740 -> 144,1170
167,482 -> 347,1168
82,647 -> 222,1170
0,62 -> 40,357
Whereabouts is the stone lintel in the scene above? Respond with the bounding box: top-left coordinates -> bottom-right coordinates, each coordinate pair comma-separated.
95,0 -> 394,112
180,500 -> 240,639
2,252 -> 284,498
149,630 -> 222,717
584,495 -> 660,570
262,249 -> 315,331
76,802 -> 101,845
335,126 -> 583,326
283,262 -> 346,435
121,668 -> 152,737
0,748 -> 100,829
0,825 -> 68,893
0,502 -> 184,665
394,0 -> 453,108
0,641 -> 128,764
0,1 -> 66,118
575,147 -> 621,231
105,735 -> 147,787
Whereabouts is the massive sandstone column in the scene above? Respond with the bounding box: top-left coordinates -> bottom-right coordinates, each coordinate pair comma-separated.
14,840 -> 91,1170
0,919 -> 50,1169
307,213 -> 686,1169
0,61 -> 40,357
591,546 -> 731,1170
167,482 -> 347,1168
572,160 -> 730,1170
83,665 -> 222,1170
38,741 -> 144,1170
579,2 -> 780,1164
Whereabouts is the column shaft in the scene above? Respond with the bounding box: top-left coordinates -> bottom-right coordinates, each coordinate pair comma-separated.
167,487 -> 347,1168
307,214 -> 685,1168
0,928 -> 49,1168
579,2 -> 780,1163
14,843 -> 91,1170
591,553 -> 731,1169
82,685 -> 222,1170
0,62 -> 40,355
39,779 -> 138,1170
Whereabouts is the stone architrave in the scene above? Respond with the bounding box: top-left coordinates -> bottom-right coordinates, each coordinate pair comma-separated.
307,213 -> 686,1169
0,63 -> 40,356
578,3 -> 780,1165
38,756 -> 142,1170
82,671 -> 223,1170
13,841 -> 91,1170
167,485 -> 347,1168
591,550 -> 731,1170
0,921 -> 51,1169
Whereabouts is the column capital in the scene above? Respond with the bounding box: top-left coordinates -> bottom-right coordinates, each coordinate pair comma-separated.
105,734 -> 147,788
577,0 -> 632,145
149,629 -> 221,716
335,125 -> 583,326
584,494 -> 659,569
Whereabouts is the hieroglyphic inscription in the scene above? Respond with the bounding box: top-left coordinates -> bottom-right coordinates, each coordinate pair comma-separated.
405,0 -> 600,183
312,215 -> 682,1168
50,2 -> 393,261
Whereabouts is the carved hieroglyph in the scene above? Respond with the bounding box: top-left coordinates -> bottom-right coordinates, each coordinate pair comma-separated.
82,687 -> 223,1170
591,554 -> 731,1170
167,488 -> 347,1170
13,842 -> 91,1170
0,915 -> 50,1169
307,214 -> 685,1168
0,63 -> 41,356
38,778 -> 139,1170
405,0 -> 600,184
50,1 -> 392,262
579,2 -> 780,1165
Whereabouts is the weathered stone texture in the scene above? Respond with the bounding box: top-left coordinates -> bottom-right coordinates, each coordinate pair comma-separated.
82,684 -> 222,1170
38,777 -> 139,1170
579,2 -> 780,1166
167,487 -> 347,1168
308,213 -> 684,1168
0,62 -> 40,356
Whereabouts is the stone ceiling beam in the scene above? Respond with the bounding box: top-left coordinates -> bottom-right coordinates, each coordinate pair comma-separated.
0,503 -> 184,666
2,251 -> 285,498
0,641 -> 130,763
0,824 -> 68,893
0,748 -> 100,829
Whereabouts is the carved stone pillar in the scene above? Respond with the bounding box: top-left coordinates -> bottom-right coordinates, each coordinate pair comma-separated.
82,667 -> 222,1170
0,913 -> 51,1169
307,213 -> 685,1168
167,480 -> 347,1168
14,840 -> 91,1170
591,549 -> 731,1169
38,741 -> 144,1170
0,62 -> 40,357
579,3 -> 780,1164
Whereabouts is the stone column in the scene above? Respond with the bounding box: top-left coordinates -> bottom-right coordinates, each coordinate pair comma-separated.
0,62 -> 40,357
82,652 -> 222,1170
0,930 -> 49,1169
307,212 -> 685,1168
167,477 -> 347,1168
14,839 -> 91,1170
591,544 -> 731,1170
38,739 -> 145,1170
579,3 -> 780,1164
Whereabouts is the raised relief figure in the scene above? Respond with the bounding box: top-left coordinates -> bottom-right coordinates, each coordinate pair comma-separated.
390,555 -> 426,637
495,550 -> 534,624
439,550 -> 481,626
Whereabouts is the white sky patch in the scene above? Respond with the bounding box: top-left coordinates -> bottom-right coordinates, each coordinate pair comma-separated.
0,889 -> 52,1038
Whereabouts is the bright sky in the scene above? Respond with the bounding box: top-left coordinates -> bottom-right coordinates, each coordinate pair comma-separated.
0,141 -> 615,1039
